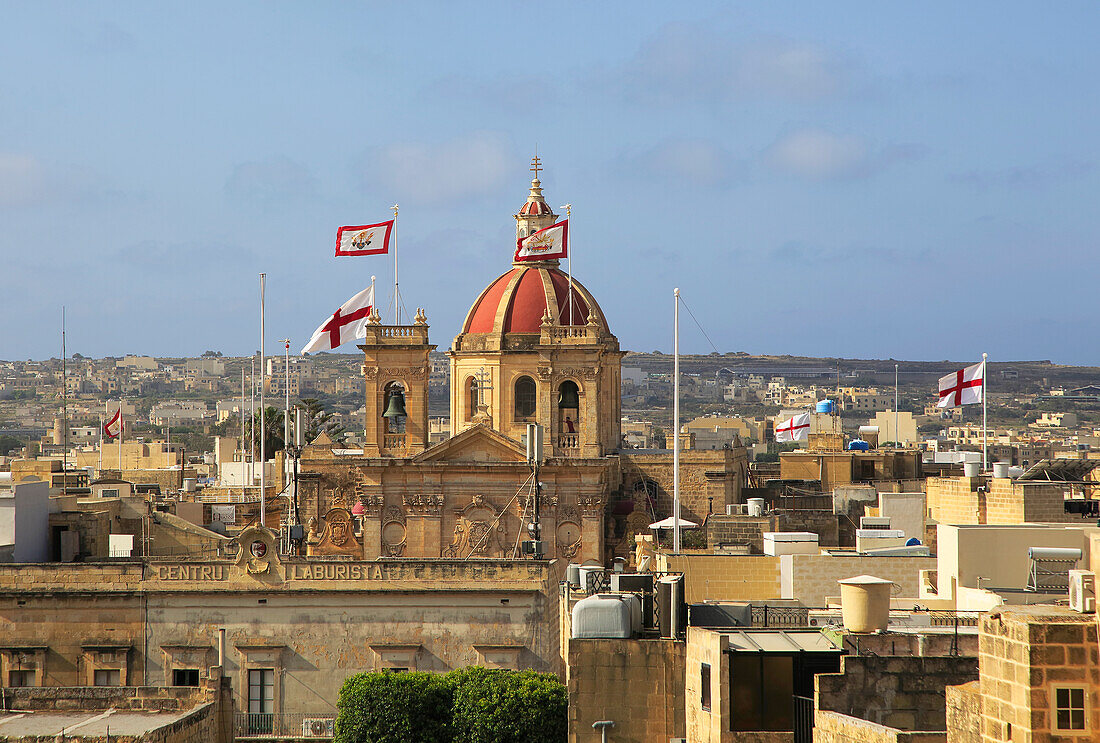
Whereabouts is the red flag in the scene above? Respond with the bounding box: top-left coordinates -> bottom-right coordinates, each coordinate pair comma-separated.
104,408 -> 121,439
336,221 -> 394,257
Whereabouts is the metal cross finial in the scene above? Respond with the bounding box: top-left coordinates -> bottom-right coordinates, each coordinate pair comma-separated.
391,204 -> 399,218
530,156 -> 542,180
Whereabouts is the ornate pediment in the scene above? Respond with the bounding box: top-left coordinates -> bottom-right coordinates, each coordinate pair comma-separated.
412,424 -> 527,464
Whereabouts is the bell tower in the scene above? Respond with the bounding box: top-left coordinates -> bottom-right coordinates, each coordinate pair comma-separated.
515,156 -> 558,243
359,308 -> 436,457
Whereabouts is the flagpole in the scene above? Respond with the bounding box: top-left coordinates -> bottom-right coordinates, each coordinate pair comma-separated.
240,366 -> 246,498
391,204 -> 399,324
250,356 -> 255,489
98,413 -> 103,473
260,273 -> 267,529
673,288 -> 681,554
118,398 -> 123,477
982,352 -> 988,471
560,204 -> 573,323
61,307 -> 67,498
894,364 -> 899,448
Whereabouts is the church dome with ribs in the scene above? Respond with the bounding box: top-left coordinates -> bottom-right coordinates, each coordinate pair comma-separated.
461,265 -> 609,335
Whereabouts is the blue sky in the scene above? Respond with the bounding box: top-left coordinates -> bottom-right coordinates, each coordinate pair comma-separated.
3,2 -> 1099,363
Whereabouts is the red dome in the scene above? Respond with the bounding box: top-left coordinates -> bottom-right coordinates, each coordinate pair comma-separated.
519,200 -> 554,216
462,266 -> 608,335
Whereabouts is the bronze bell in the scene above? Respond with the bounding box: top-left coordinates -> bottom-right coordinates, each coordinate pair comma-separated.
557,385 -> 579,409
382,390 -> 408,419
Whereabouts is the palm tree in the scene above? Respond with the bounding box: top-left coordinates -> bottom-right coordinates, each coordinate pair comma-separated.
244,407 -> 285,458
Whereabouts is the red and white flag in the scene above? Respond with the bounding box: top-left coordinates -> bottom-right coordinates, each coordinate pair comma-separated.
336,221 -> 393,257
104,408 -> 121,440
301,285 -> 375,354
937,360 -> 985,408
775,413 -> 810,442
514,219 -> 568,262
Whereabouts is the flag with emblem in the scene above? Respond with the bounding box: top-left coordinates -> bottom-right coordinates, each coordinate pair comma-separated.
336,220 -> 394,257
774,412 -> 810,442
301,285 -> 375,354
937,360 -> 985,408
514,219 -> 568,262
104,408 -> 121,440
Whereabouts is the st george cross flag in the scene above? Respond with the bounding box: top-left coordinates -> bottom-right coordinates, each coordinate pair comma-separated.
514,219 -> 568,262
937,360 -> 985,408
301,285 -> 375,354
775,413 -> 810,442
104,408 -> 121,440
336,221 -> 394,257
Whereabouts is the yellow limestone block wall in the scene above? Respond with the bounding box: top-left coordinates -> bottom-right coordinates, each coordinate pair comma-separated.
656,553 -> 782,603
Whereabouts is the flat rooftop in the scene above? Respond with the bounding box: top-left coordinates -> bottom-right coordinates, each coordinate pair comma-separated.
0,708 -> 194,737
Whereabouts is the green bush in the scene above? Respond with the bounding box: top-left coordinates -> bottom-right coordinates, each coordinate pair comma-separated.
450,667 -> 567,743
335,671 -> 453,743
335,667 -> 566,743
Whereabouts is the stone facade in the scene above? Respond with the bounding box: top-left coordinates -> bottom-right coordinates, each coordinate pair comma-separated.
657,553 -> 783,603
926,476 -> 1075,526
781,554 -> 936,606
815,656 -> 978,732
949,606 -> 1100,743
567,638 -> 685,743
0,531 -> 558,717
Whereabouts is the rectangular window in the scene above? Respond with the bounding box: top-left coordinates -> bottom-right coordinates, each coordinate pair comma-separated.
1055,686 -> 1086,731
8,670 -> 33,687
94,669 -> 121,686
172,668 -> 200,687
101,488 -> 119,498
248,669 -> 275,734
701,663 -> 711,711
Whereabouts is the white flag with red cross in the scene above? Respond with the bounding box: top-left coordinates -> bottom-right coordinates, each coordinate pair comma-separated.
775,412 -> 810,442
937,360 -> 985,408
336,221 -> 393,257
104,408 -> 121,439
514,219 -> 568,262
301,285 -> 375,354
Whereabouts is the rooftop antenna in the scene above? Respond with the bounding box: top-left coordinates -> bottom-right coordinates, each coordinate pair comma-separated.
61,307 -> 67,498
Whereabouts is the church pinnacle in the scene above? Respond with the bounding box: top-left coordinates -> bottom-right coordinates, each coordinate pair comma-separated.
515,155 -> 557,241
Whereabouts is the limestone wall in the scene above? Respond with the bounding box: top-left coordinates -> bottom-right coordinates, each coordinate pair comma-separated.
781,554 -> 935,606
567,638 -> 684,743
944,680 -> 981,743
815,655 -> 978,732
814,711 -> 947,743
0,559 -> 558,714
657,553 -> 782,602
976,606 -> 1100,742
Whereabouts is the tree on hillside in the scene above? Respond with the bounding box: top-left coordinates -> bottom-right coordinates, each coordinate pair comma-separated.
244,407 -> 285,456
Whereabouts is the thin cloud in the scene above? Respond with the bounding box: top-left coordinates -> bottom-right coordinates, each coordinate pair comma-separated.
594,23 -> 858,106
765,129 -> 921,180
358,131 -> 513,205
617,138 -> 741,187
0,154 -> 47,207
949,161 -> 1094,190
226,157 -> 317,208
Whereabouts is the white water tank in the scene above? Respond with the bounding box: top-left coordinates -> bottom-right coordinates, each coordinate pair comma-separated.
963,462 -> 980,478
992,462 -> 1011,478
571,594 -> 635,639
747,498 -> 765,517
566,563 -> 582,588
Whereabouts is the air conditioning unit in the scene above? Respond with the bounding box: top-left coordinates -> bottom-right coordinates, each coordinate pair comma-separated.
302,717 -> 335,737
1069,570 -> 1096,614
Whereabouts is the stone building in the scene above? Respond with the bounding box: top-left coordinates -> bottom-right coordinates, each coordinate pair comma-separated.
298,164 -> 749,564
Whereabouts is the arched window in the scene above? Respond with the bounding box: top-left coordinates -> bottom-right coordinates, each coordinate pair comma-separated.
558,380 -> 580,434
465,377 -> 478,421
514,376 -> 536,420
383,381 -> 406,434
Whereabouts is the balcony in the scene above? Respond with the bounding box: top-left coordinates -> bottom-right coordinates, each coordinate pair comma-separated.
383,434 -> 407,454
234,712 -> 334,739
